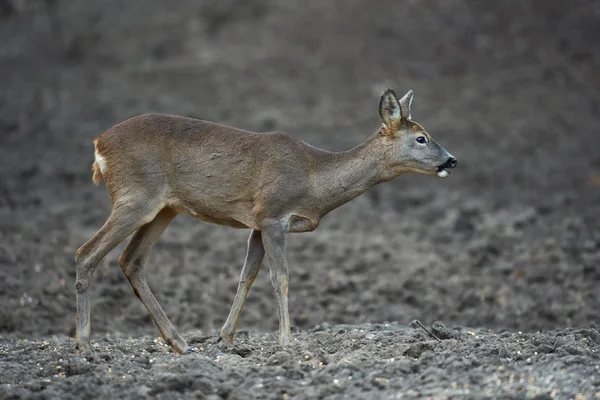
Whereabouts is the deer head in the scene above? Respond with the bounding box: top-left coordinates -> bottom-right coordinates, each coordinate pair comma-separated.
378,88 -> 456,178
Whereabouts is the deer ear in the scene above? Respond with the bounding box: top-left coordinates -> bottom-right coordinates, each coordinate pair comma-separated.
399,90 -> 414,120
379,88 -> 401,127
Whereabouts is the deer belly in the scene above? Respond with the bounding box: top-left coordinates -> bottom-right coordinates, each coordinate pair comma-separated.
172,203 -> 253,229
198,214 -> 249,228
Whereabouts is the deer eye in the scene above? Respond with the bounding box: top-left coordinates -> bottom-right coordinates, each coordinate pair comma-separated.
416,136 -> 427,144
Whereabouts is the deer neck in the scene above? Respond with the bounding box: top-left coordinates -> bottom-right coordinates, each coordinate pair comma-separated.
312,133 -> 388,215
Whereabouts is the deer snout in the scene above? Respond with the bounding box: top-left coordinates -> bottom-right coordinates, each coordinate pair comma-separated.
440,156 -> 457,169
435,156 -> 457,178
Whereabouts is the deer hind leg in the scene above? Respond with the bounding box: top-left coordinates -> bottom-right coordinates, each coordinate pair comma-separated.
75,200 -> 163,352
118,207 -> 192,354
220,229 -> 265,344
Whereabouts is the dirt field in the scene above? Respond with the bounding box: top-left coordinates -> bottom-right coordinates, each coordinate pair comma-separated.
1,0 -> 599,398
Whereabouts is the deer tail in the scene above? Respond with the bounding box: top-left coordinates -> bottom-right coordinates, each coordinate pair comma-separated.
92,161 -> 103,185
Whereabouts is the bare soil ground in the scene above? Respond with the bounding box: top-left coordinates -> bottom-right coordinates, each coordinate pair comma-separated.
2,324 -> 599,399
0,0 -> 599,398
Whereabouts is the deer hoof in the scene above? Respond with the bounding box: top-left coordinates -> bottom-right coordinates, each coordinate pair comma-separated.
219,333 -> 235,345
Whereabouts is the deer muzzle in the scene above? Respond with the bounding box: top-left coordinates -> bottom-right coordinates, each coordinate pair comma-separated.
436,156 -> 457,178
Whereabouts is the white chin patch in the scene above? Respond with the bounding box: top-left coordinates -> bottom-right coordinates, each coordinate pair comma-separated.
437,169 -> 449,178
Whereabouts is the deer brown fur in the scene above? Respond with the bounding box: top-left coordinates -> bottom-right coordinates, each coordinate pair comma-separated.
75,88 -> 457,354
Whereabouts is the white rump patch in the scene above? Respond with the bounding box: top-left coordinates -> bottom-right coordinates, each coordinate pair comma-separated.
94,145 -> 107,174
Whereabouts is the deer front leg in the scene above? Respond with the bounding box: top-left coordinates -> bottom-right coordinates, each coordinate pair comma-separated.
261,221 -> 293,347
220,229 -> 265,344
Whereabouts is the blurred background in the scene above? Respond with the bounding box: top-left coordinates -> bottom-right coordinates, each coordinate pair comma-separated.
0,0 -> 598,340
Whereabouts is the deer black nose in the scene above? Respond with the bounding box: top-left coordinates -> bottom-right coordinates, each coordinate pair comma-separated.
441,157 -> 457,169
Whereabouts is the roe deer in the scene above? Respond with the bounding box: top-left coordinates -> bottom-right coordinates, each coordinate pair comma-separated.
75,88 -> 457,354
